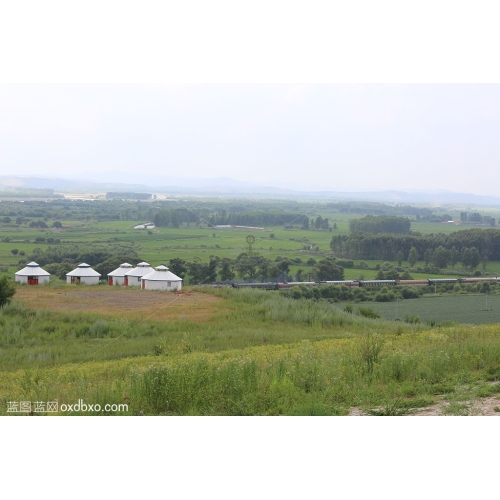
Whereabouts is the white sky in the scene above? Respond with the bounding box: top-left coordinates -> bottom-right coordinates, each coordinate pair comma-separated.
1,2 -> 500,197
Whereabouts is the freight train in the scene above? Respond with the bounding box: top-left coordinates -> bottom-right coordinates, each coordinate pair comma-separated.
219,276 -> 500,291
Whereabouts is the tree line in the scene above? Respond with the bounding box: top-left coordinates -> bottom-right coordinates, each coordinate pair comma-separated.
330,228 -> 500,266
168,254 -> 344,285
349,215 -> 411,234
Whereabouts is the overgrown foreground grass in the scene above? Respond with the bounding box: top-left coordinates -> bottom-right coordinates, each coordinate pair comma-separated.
1,287 -> 500,415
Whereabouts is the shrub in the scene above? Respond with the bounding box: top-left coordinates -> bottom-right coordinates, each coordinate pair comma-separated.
403,313 -> 421,324
375,291 -> 395,302
0,276 -> 16,308
357,306 -> 381,319
401,287 -> 421,299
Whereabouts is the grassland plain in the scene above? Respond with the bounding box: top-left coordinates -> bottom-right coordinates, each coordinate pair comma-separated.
2,207 -> 500,416
2,286 -> 500,416
4,217 -> 498,280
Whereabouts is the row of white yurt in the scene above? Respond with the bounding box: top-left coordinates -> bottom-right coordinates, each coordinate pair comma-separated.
15,262 -> 51,285
14,261 -> 182,290
107,262 -> 182,290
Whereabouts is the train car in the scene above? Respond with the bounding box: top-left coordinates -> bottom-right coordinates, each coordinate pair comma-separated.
324,280 -> 360,287
428,278 -> 458,284
397,280 -> 429,287
359,280 -> 398,287
232,282 -> 280,290
460,277 -> 500,284
277,282 -> 307,289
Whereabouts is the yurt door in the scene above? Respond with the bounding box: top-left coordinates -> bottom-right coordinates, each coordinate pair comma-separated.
141,280 -> 145,289
108,278 -> 113,286
124,277 -> 128,286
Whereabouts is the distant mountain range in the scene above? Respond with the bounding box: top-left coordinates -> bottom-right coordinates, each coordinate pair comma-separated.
1,174 -> 500,206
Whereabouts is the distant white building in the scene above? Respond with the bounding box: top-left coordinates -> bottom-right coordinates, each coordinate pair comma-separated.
124,262 -> 153,286
66,263 -> 101,285
235,225 -> 265,230
15,261 -> 50,285
140,265 -> 182,291
107,263 -> 133,286
134,223 -> 155,229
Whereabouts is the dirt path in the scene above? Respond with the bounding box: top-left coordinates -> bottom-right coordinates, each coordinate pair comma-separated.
349,393 -> 500,416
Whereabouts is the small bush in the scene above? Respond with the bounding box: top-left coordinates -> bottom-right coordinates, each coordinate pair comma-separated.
401,287 -> 420,299
357,306 -> 380,319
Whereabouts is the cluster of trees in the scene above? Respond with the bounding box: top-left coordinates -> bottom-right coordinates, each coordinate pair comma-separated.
0,188 -> 62,198
153,208 -> 203,228
324,201 -> 433,217
0,200 -> 159,223
349,215 -> 411,234
153,208 -> 318,230
168,254 -> 344,285
330,228 -> 500,264
414,245 -> 481,270
208,211 -> 310,229
460,212 -> 496,226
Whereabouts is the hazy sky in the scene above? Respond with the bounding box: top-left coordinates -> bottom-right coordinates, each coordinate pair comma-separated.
1,83 -> 499,195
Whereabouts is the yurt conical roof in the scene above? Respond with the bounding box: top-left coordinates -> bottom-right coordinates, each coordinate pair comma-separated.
15,262 -> 51,276
108,262 -> 134,277
66,263 -> 101,277
125,261 -> 153,277
141,265 -> 182,282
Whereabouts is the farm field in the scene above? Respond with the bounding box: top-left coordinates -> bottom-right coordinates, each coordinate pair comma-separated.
356,294 -> 500,325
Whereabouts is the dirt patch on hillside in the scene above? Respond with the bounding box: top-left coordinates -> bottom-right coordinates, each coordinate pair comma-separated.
15,287 -> 225,322
349,391 -> 500,416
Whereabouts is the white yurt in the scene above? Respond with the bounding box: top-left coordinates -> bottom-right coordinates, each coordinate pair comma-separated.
140,265 -> 182,291
15,261 -> 51,285
124,261 -> 153,286
107,262 -> 133,286
66,263 -> 101,285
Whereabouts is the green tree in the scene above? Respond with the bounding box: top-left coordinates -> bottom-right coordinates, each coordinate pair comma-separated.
0,276 -> 16,307
397,250 -> 404,267
234,253 -> 259,280
469,247 -> 480,270
408,246 -> 418,267
450,246 -> 459,268
314,258 -> 344,281
432,246 -> 450,269
220,258 -> 235,281
169,258 -> 188,279
424,249 -> 433,265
